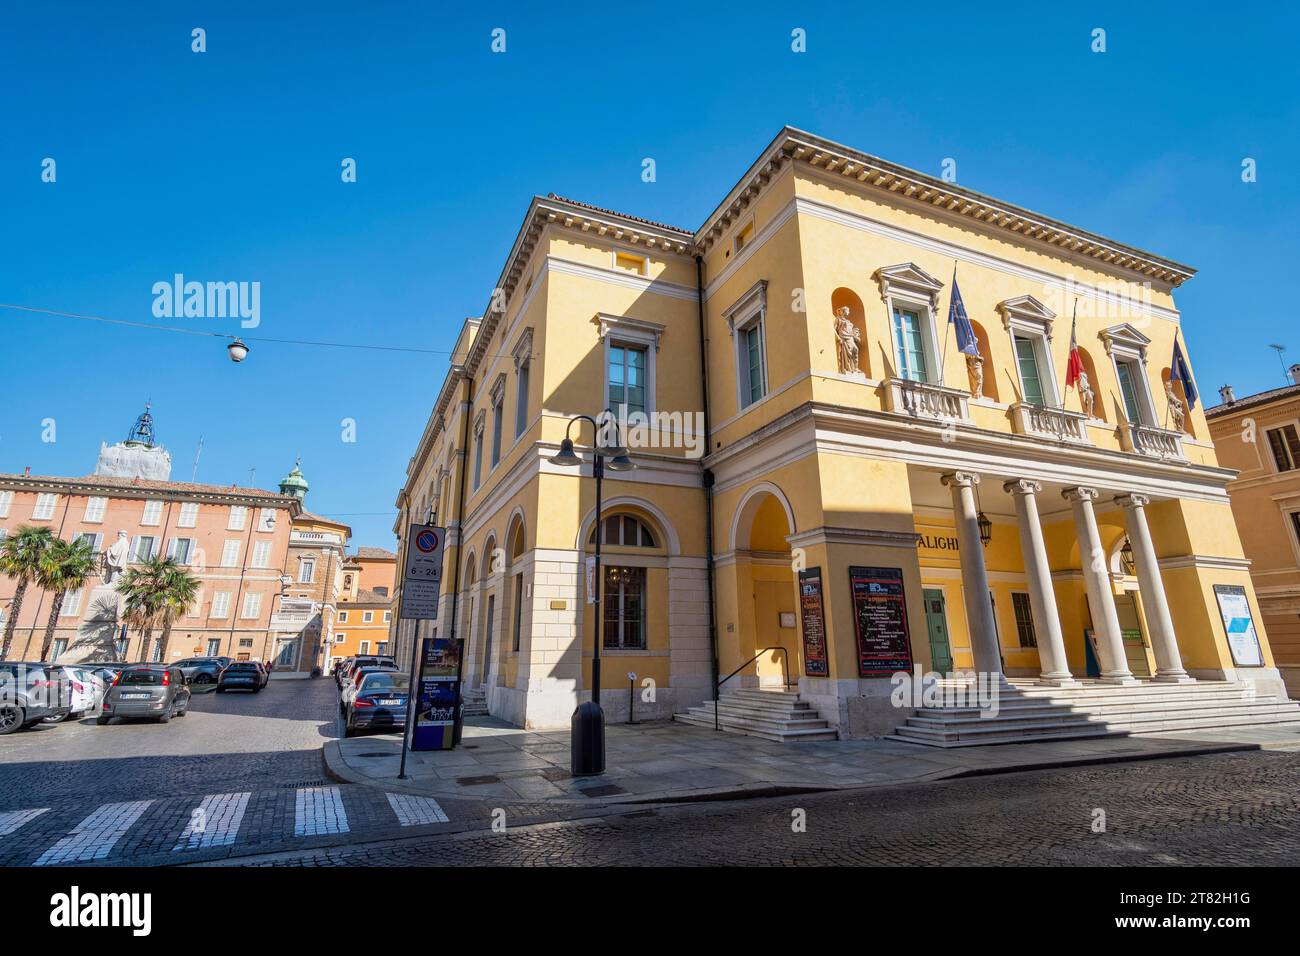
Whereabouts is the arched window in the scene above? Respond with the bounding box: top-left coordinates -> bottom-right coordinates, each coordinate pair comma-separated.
588,514 -> 657,548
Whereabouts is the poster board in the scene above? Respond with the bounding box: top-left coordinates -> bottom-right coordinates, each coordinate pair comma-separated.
849,566 -> 913,677
1213,584 -> 1263,667
410,636 -> 463,750
797,567 -> 829,676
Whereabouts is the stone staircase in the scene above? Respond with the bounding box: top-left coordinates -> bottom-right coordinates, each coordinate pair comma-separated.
674,688 -> 837,742
460,686 -> 489,717
892,678 -> 1300,748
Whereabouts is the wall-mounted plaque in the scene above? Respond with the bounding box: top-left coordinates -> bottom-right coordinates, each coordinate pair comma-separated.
1213,584 -> 1263,667
849,566 -> 913,677
798,567 -> 829,676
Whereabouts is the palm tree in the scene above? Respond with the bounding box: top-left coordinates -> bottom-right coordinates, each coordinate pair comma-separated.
36,537 -> 100,661
116,556 -> 199,662
0,526 -> 56,660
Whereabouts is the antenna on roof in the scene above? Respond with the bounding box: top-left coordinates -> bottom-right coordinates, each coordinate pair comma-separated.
192,436 -> 204,483
1269,344 -> 1288,383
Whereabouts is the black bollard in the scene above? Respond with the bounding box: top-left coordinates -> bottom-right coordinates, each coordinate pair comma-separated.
571,700 -> 606,776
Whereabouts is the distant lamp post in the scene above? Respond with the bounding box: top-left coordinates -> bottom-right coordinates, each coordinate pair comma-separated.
227,339 -> 250,363
548,411 -> 634,776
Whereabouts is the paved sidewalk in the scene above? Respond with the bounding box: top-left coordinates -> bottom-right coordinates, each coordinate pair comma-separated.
323,717 -> 1300,804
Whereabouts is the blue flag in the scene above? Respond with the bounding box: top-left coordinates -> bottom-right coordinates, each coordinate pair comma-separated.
949,274 -> 980,357
1171,338 -> 1198,409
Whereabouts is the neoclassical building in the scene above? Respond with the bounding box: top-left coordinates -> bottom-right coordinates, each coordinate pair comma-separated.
389,127 -> 1289,737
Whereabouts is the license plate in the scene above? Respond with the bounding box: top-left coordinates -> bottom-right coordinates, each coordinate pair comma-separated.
379,699 -> 402,706
121,693 -> 151,699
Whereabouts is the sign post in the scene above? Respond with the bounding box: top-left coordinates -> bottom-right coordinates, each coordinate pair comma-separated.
397,524 -> 447,779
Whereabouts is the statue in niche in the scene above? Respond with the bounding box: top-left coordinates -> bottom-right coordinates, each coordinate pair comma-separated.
833,306 -> 861,374
1078,371 -> 1096,418
966,352 -> 985,400
1165,380 -> 1185,431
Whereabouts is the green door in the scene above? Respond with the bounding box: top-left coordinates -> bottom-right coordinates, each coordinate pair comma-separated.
923,588 -> 954,674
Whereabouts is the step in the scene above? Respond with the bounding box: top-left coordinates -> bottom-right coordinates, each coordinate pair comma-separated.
673,712 -> 838,742
684,706 -> 832,733
913,696 -> 1298,721
695,700 -> 820,721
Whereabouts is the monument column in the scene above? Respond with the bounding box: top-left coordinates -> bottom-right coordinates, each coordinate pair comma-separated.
1004,480 -> 1077,685
1062,486 -> 1137,684
1115,494 -> 1193,683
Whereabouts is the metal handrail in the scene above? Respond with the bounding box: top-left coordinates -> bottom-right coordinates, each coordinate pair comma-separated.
713,646 -> 793,731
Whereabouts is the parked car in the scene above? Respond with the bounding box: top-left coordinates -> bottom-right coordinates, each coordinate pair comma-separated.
97,664 -> 190,725
340,665 -> 400,713
254,661 -> 271,687
337,655 -> 396,689
333,657 -> 355,687
216,661 -> 263,693
0,663 -> 72,734
42,665 -> 107,722
344,671 -> 410,737
175,658 -> 224,685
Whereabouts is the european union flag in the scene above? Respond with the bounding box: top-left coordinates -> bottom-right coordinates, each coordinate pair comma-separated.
949,273 -> 980,357
1171,338 -> 1198,409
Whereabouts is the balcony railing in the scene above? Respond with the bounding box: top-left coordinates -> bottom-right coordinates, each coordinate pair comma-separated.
1120,421 -> 1187,460
1009,402 -> 1092,445
884,378 -> 970,424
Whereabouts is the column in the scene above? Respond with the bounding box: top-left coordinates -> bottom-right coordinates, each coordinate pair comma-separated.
1114,494 -> 1193,683
1004,480 -> 1078,686
941,472 -> 1006,681
1062,487 -> 1137,684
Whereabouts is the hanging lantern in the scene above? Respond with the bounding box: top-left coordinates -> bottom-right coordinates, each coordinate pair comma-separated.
1120,538 -> 1136,575
977,511 -> 993,547
227,338 -> 250,363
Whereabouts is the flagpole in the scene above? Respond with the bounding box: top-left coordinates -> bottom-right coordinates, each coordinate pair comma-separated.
1062,298 -> 1078,410
940,262 -> 956,384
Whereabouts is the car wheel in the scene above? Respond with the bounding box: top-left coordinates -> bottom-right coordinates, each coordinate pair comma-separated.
194,673 -> 214,685
41,711 -> 71,724
96,715 -> 111,726
158,708 -> 172,724
0,706 -> 24,735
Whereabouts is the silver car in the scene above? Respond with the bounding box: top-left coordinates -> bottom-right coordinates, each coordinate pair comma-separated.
98,665 -> 191,725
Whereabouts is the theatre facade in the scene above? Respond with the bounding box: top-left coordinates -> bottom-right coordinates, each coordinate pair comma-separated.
389,127 -> 1287,738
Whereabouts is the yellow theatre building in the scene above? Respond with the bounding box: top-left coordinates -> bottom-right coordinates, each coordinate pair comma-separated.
389,127 -> 1292,740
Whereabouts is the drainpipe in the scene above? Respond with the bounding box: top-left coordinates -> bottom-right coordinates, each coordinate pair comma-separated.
447,369 -> 473,743
695,255 -> 721,715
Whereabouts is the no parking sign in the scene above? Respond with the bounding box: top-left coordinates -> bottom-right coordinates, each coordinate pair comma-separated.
401,523 -> 445,620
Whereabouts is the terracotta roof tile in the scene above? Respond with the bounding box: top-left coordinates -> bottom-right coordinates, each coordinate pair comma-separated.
0,472 -> 296,502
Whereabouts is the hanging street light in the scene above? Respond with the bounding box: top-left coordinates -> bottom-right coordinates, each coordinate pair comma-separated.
227,338 -> 250,363
548,410 -> 636,776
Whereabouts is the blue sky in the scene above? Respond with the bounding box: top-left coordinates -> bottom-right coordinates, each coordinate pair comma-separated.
3,1 -> 1297,548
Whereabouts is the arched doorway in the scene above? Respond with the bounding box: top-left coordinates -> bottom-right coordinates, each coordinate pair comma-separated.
731,484 -> 799,687
478,535 -> 498,689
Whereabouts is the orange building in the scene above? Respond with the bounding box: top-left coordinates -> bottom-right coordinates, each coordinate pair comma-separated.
328,547 -> 396,671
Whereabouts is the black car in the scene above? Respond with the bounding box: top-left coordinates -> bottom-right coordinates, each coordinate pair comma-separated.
97,664 -> 191,725
216,661 -> 263,693
344,671 -> 410,737
0,663 -> 72,734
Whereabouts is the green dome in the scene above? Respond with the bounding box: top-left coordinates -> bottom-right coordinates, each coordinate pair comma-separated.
279,460 -> 309,501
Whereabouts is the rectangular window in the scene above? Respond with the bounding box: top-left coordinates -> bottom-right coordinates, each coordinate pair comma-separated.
1291,512 -> 1300,551
491,395 -> 504,467
83,496 -> 107,523
515,361 -> 530,437
1266,425 -> 1300,472
241,592 -> 263,619
608,345 -> 648,417
512,573 -> 524,652
168,538 -> 195,565
739,324 -> 767,408
299,557 -> 315,583
383,611 -> 391,622
210,592 -> 231,618
614,251 -> 646,275
602,566 -> 646,650
1011,591 -> 1037,648
228,506 -> 247,531
51,639 -> 68,661
363,611 -> 373,623
377,642 -> 389,655
1116,360 -> 1144,424
892,307 -> 929,383
220,540 -> 240,568
33,493 -> 58,521
206,638 -> 222,656
251,540 -> 271,568
61,589 -> 83,617
0,491 -> 12,518
359,640 -> 371,655
141,499 -> 163,526
335,632 -> 346,644
734,220 -> 754,253
73,532 -> 103,553
1014,336 -> 1046,406
338,611 -> 348,623
473,432 -> 484,490
177,502 -> 199,527
131,535 -> 157,562
258,508 -> 277,532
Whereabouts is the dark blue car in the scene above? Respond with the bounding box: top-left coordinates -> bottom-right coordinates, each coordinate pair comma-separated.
344,671 -> 409,737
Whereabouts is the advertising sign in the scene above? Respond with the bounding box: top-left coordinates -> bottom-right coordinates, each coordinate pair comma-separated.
849,566 -> 913,676
410,636 -> 462,750
401,524 -> 445,621
585,556 -> 597,605
797,567 -> 830,676
1213,584 -> 1263,667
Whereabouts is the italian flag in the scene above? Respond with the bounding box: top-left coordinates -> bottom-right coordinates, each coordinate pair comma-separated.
1064,313 -> 1083,392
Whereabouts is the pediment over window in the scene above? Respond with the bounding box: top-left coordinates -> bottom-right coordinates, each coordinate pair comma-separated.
998,295 -> 1057,337
1100,323 -> 1151,359
873,262 -> 944,309
595,313 -> 665,350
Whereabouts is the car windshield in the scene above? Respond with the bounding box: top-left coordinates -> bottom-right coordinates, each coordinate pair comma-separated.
360,674 -> 409,693
227,664 -> 258,671
119,670 -> 164,686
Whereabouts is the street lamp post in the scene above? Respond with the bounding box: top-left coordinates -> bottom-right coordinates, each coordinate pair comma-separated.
549,411 -> 634,776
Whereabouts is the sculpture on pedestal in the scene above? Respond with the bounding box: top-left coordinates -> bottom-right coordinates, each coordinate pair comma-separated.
833,306 -> 861,375
102,531 -> 130,584
1165,380 -> 1185,431
966,352 -> 985,400
1078,371 -> 1096,418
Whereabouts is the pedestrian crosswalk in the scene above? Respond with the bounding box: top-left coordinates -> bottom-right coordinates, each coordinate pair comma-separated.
2,787 -> 449,866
